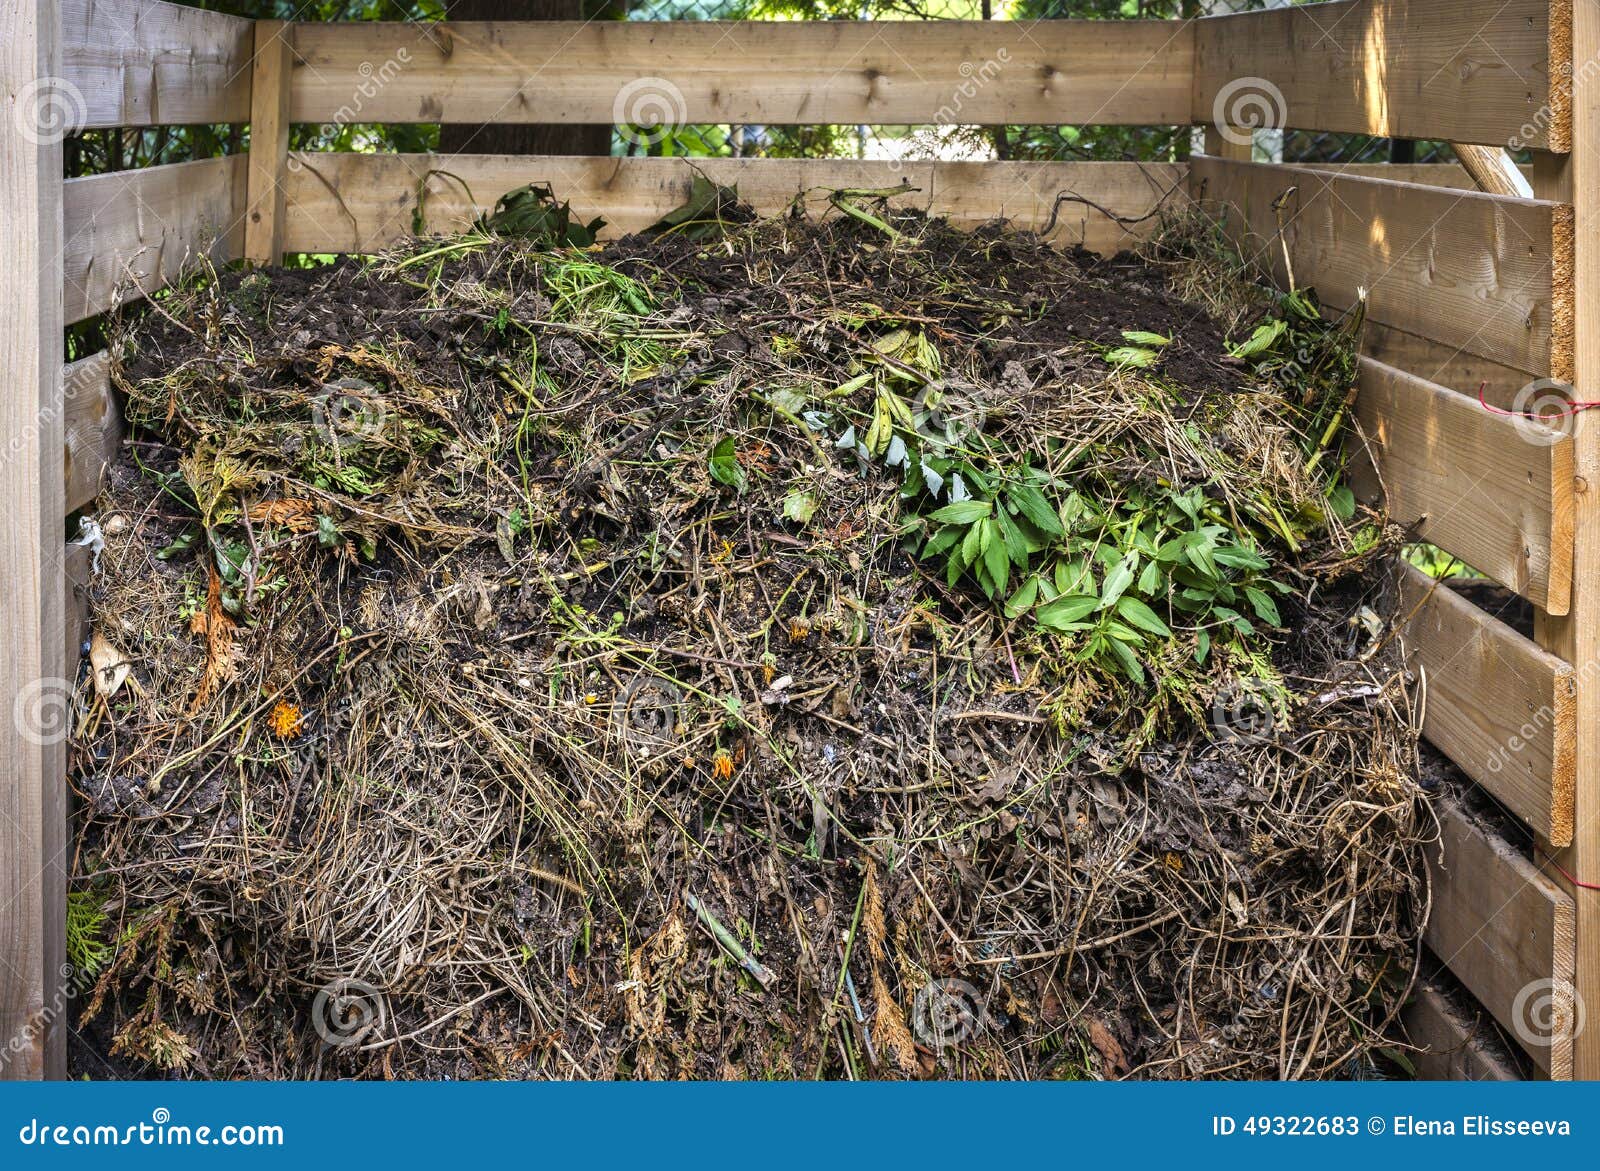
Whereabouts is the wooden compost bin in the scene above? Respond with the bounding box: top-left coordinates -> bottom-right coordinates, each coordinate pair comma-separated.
0,0 -> 1591,1080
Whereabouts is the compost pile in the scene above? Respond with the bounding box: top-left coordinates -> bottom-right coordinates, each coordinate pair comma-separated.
75,188 -> 1429,1081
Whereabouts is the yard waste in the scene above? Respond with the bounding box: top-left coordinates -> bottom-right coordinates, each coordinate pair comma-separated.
72,186 -> 1429,1080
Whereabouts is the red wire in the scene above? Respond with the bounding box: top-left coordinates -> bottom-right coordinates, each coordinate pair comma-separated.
1477,379 -> 1600,418
1535,848 -> 1600,892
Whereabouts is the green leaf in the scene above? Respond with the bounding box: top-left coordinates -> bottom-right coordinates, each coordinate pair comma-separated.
1226,317 -> 1288,360
960,521 -> 983,571
1121,329 -> 1171,347
1007,484 -> 1064,537
782,490 -> 817,524
1004,575 -> 1041,619
1245,586 -> 1282,627
1036,594 -> 1099,631
1105,346 -> 1158,369
1214,545 -> 1269,571
1104,636 -> 1145,684
922,526 -> 962,558
709,436 -> 747,491
1116,596 -> 1172,638
1098,557 -> 1136,610
1329,484 -> 1357,520
928,500 -> 993,525
1137,559 -> 1161,595
983,519 -> 1011,596
996,506 -> 1030,567
1195,629 -> 1211,665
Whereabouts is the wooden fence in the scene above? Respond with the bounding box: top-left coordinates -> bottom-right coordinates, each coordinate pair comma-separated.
0,0 -> 1592,1080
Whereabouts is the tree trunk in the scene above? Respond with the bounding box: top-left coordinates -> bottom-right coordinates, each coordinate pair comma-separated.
437,0 -> 612,157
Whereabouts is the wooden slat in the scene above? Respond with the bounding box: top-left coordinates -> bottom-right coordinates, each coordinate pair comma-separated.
1190,155 -> 1574,382
288,19 -> 1195,128
64,352 -> 119,514
1405,979 -> 1522,1081
244,21 -> 293,265
1361,320 -> 1532,407
62,0 -> 253,128
1354,358 -> 1573,614
1531,0 -> 1600,1082
64,540 -> 92,673
1193,0 -> 1572,150
62,154 -> 248,324
1424,797 -> 1576,1077
282,153 -> 1184,258
1400,566 -> 1575,845
1,0 -> 68,1081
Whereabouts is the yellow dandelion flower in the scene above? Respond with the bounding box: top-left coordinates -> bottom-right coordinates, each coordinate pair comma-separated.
268,700 -> 304,740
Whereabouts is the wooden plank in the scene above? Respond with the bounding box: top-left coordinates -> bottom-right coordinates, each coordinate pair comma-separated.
1,0 -> 67,1080
282,154 -> 1185,258
64,541 -> 92,674
1400,566 -> 1575,846
1405,979 -> 1522,1081
1190,155 -> 1574,382
1526,0 -> 1600,1082
245,21 -> 294,265
289,19 -> 1196,128
62,0 -> 253,128
1193,0 -> 1572,150
64,352 -> 119,514
62,154 -> 247,324
1354,358 -> 1573,614
1455,145 -> 1537,200
1361,320 -> 1532,407
1425,797 -> 1576,1077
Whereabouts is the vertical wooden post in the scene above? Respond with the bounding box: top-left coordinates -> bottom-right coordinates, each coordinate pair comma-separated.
244,19 -> 294,265
0,0 -> 67,1080
1530,0 -> 1600,1083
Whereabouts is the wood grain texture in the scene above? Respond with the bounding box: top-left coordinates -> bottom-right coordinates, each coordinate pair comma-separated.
1190,155 -> 1574,381
62,0 -> 253,128
1400,566 -> 1575,846
1360,319 -> 1533,406
64,352 -> 119,514
1527,0 -> 1600,1082
1405,979 -> 1522,1081
62,154 -> 247,325
1193,0 -> 1572,149
1,0 -> 67,1080
1425,797 -> 1576,1076
1353,358 -> 1573,613
288,19 -> 1196,127
281,153 -> 1185,257
244,21 -> 293,265
63,541 -> 92,675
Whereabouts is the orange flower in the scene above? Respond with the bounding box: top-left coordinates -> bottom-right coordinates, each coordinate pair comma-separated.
268,700 -> 304,740
712,750 -> 735,780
